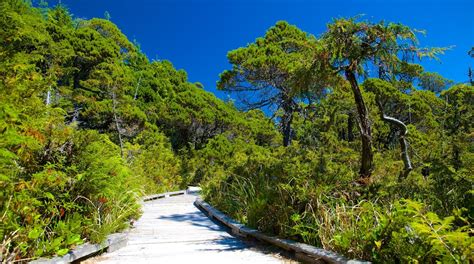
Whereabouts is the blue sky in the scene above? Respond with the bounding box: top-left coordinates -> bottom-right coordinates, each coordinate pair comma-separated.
58,0 -> 473,100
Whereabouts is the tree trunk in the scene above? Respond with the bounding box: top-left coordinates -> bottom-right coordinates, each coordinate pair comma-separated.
133,75 -> 142,100
282,109 -> 293,147
345,70 -> 373,179
326,107 -> 339,132
282,100 -> 294,147
469,67 -> 473,86
46,88 -> 51,106
347,111 -> 354,142
70,71 -> 81,124
376,101 -> 413,179
71,104 -> 81,124
452,144 -> 461,170
112,90 -> 124,158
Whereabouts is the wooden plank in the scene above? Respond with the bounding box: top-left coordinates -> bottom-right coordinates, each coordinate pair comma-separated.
29,190 -> 188,263
82,192 -> 292,263
142,190 -> 186,202
194,198 -> 370,264
30,233 -> 127,264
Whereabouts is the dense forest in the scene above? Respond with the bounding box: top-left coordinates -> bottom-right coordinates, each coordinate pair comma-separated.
0,1 -> 472,263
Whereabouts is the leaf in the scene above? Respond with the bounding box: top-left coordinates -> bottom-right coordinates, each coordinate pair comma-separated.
56,248 -> 69,256
49,237 -> 63,250
44,192 -> 55,200
66,234 -> 82,245
291,213 -> 301,222
28,228 -> 41,239
375,240 -> 382,249
77,173 -> 84,181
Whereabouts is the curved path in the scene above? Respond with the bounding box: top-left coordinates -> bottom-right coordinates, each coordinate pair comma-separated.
83,193 -> 295,264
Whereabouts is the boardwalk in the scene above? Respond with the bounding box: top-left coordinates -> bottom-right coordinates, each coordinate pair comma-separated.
84,193 -> 295,263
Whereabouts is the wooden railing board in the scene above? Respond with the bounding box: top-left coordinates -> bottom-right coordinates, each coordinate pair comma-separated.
30,233 -> 127,264
29,190 -> 188,264
194,198 -> 370,264
29,188 -> 368,264
142,190 -> 186,201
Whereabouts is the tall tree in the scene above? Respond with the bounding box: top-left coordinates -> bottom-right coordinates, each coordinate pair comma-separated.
364,78 -> 413,178
218,21 -> 320,146
469,47 -> 474,86
320,17 -> 445,180
418,72 -> 453,93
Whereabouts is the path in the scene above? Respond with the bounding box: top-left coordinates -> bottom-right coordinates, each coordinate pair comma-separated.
83,193 -> 296,263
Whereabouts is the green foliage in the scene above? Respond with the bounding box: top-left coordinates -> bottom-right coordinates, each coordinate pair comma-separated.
0,1 -> 184,260
0,1 -> 472,263
418,72 -> 454,93
324,17 -> 418,75
200,18 -> 472,264
218,21 -> 321,146
0,1 -> 279,260
125,127 -> 182,194
0,128 -> 142,260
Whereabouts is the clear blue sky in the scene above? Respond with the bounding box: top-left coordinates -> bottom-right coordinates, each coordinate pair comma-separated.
57,0 -> 473,100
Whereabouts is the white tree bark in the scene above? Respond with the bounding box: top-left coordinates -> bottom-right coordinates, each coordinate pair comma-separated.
377,101 -> 413,178
46,88 -> 51,106
112,89 -> 124,157
133,75 -> 142,100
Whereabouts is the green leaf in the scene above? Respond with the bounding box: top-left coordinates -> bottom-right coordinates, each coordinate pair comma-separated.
44,192 -> 55,200
56,248 -> 69,256
66,234 -> 82,245
28,228 -> 42,239
375,240 -> 382,249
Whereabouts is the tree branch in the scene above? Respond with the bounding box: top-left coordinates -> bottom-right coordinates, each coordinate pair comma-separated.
376,100 -> 413,178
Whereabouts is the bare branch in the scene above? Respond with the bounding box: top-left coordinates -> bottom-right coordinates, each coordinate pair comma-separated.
377,100 -> 412,178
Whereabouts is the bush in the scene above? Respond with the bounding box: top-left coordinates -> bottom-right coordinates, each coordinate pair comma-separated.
0,129 -> 142,261
125,128 -> 183,194
200,136 -> 473,263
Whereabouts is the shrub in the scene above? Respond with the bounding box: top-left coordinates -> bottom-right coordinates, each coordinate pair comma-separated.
0,129 -> 142,261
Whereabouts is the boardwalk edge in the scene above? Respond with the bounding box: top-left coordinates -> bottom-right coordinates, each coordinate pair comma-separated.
29,233 -> 127,264
29,189 -> 190,264
194,197 -> 370,264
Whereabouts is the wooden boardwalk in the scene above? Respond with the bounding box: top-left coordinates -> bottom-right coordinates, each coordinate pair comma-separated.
83,193 -> 295,263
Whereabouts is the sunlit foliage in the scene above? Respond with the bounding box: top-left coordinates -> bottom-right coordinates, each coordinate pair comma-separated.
0,2 -> 472,263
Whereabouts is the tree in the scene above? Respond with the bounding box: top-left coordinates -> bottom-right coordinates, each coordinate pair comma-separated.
218,21 -> 319,146
469,47 -> 474,86
450,84 -> 474,172
364,78 -> 413,178
66,18 -> 137,124
418,72 -> 453,93
320,17 -> 445,179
